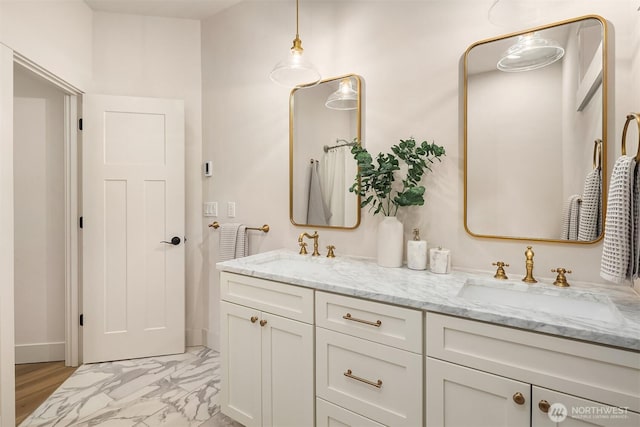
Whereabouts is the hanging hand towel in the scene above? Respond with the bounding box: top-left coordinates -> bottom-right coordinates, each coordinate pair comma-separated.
578,169 -> 602,241
560,194 -> 581,240
219,223 -> 248,261
307,160 -> 331,225
600,156 -> 635,283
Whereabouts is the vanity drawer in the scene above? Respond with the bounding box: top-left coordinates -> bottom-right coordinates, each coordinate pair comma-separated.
316,291 -> 423,353
316,398 -> 385,427
426,312 -> 640,412
316,327 -> 423,426
220,272 -> 314,323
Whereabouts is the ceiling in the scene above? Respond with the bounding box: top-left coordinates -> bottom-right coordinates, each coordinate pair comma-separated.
84,0 -> 244,20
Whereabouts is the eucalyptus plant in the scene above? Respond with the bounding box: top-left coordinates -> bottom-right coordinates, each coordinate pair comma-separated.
349,137 -> 445,217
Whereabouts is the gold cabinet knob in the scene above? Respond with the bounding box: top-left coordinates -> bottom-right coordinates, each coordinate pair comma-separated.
250,316 -> 258,323
259,319 -> 267,327
538,400 -> 551,413
513,392 -> 525,405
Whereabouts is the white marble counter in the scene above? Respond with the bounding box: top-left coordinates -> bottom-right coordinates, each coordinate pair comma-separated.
217,249 -> 640,351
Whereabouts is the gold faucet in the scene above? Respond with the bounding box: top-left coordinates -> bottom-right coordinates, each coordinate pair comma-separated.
298,231 -> 320,256
522,246 -> 538,283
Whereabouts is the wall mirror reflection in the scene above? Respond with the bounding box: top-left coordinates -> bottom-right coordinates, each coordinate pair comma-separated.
290,74 -> 362,229
464,15 -> 607,243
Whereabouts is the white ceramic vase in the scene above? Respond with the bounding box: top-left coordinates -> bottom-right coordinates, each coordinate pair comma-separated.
377,216 -> 403,267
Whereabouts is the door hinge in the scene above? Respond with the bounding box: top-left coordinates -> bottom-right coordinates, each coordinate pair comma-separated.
79,314 -> 84,326
78,118 -> 83,130
79,216 -> 83,229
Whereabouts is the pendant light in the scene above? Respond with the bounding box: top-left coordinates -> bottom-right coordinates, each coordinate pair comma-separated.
497,32 -> 565,72
325,78 -> 358,110
269,0 -> 321,88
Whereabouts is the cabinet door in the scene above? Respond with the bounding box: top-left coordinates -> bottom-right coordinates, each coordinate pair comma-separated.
316,398 -> 386,427
261,312 -> 314,427
220,301 -> 262,427
426,358 -> 530,427
532,386 -> 640,427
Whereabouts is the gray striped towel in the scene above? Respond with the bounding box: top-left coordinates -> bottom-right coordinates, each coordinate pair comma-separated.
578,169 -> 602,241
600,156 -> 635,284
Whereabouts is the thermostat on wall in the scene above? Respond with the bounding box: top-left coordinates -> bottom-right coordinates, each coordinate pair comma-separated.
204,161 -> 213,177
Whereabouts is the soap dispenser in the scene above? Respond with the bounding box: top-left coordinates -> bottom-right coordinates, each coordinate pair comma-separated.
407,229 -> 427,270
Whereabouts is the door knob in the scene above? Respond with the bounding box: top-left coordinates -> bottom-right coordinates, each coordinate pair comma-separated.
161,236 -> 181,245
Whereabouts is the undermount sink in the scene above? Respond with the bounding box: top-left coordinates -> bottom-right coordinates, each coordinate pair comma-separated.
458,278 -> 622,323
251,252 -> 335,275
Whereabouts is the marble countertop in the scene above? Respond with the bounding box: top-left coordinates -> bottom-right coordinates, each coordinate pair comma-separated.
217,249 -> 640,351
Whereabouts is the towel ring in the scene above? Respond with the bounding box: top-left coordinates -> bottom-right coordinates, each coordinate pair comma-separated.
592,138 -> 602,170
621,113 -> 640,161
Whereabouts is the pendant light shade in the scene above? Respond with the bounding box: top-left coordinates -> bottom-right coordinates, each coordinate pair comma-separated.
325,78 -> 358,110
270,0 -> 321,88
497,32 -> 565,72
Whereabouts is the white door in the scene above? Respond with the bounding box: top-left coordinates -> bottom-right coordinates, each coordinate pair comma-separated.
261,312 -> 314,427
426,358 -> 530,427
82,94 -> 185,363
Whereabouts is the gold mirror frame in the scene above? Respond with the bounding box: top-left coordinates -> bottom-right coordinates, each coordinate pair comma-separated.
463,15 -> 607,244
289,74 -> 363,229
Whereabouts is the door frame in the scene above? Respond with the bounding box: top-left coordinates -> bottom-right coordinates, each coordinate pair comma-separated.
0,47 -> 82,426
13,53 -> 82,368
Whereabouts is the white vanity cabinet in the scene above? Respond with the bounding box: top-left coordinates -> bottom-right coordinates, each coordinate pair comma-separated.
425,312 -> 640,427
219,272 -> 314,427
315,291 -> 424,427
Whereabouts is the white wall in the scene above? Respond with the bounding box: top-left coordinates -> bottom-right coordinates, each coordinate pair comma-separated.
13,66 -> 66,363
91,11 -> 205,346
0,0 -> 92,90
202,0 -> 639,349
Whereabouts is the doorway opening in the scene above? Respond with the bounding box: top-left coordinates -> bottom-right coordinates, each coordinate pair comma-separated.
12,59 -> 80,424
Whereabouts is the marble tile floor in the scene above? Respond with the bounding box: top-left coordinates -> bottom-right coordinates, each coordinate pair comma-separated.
20,347 -> 243,427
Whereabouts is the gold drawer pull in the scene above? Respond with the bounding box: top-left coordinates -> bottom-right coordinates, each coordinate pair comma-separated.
342,313 -> 382,327
513,392 -> 525,405
259,319 -> 267,327
250,316 -> 258,323
343,369 -> 382,388
539,400 -> 551,413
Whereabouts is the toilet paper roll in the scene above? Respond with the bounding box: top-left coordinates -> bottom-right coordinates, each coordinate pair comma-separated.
430,247 -> 451,274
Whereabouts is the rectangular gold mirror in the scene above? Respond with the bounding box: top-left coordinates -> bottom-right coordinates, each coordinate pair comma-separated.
464,15 -> 607,243
289,74 -> 362,229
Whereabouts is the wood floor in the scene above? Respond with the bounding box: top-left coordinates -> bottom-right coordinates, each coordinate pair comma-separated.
15,361 -> 77,426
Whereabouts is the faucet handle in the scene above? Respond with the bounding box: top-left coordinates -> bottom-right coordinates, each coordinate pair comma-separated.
551,268 -> 572,287
299,242 -> 308,255
326,245 -> 336,258
492,261 -> 510,280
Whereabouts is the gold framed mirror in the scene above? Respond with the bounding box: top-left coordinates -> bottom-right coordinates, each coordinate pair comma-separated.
464,15 -> 607,243
289,74 -> 363,229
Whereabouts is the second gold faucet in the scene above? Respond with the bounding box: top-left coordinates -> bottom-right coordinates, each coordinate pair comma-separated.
298,231 -> 320,256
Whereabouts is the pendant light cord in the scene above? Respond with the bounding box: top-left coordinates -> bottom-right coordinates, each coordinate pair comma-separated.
296,0 -> 300,39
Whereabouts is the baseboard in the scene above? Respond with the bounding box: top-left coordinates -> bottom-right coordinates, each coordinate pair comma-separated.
15,341 -> 65,364
185,328 -> 205,347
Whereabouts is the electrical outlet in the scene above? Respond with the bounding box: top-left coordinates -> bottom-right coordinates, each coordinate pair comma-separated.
227,201 -> 236,217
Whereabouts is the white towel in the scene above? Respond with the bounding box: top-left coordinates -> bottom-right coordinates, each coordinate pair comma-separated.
600,156 -> 636,283
578,169 -> 602,241
560,195 -> 581,240
307,160 -> 331,225
219,223 -> 248,261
